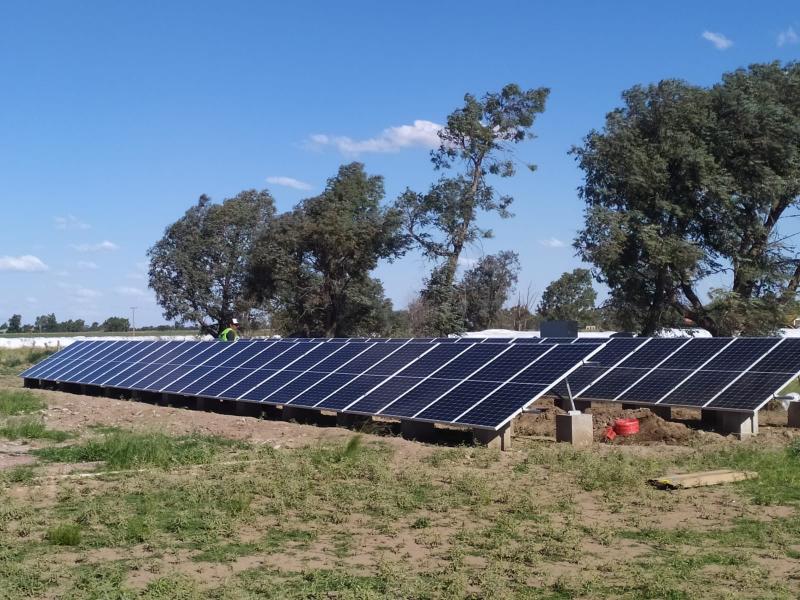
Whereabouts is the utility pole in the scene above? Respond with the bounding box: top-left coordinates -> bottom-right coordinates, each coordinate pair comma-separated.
130,306 -> 137,336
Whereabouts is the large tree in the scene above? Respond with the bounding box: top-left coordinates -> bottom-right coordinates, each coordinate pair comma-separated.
148,190 -> 275,336
537,269 -> 598,325
249,163 -> 406,337
573,62 -> 800,335
398,84 -> 549,331
459,251 -> 520,330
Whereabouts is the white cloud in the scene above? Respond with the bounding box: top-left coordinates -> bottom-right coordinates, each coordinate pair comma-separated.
538,237 -> 567,248
54,215 -> 90,230
702,30 -> 733,50
70,240 -> 119,252
778,27 -> 799,46
0,255 -> 49,272
266,176 -> 313,191
58,282 -> 102,303
308,119 -> 442,155
115,286 -> 147,297
77,260 -> 99,270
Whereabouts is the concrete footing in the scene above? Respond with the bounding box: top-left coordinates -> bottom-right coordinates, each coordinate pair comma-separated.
714,411 -> 758,438
789,402 -> 800,428
473,423 -> 513,451
555,412 -> 594,447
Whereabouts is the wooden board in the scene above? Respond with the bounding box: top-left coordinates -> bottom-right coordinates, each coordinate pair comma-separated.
649,469 -> 758,490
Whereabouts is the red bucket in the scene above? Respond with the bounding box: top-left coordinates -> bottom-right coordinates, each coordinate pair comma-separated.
613,418 -> 639,436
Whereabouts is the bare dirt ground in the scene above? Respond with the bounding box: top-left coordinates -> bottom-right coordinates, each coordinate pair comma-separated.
3,373 -> 800,598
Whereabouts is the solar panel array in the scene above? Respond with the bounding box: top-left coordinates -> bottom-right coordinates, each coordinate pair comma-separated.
20,339 -> 602,430
553,337 -> 800,412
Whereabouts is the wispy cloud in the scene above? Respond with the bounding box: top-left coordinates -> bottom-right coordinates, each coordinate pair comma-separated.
308,119 -> 442,155
70,240 -> 119,252
115,286 -> 147,297
77,260 -> 99,270
57,282 -> 101,302
26,297 -> 38,304
54,215 -> 90,230
702,30 -> 733,50
538,238 -> 566,248
778,27 -> 799,47
0,255 -> 49,271
266,176 -> 313,191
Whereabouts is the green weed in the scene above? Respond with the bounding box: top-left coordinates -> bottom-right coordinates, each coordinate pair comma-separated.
0,390 -> 44,416
33,430 -> 242,470
47,523 -> 82,546
0,416 -> 73,442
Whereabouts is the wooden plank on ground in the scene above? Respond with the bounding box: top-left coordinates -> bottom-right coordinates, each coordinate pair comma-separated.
649,469 -> 758,490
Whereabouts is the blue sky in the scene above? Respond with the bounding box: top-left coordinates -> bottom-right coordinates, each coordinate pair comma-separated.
1,1 -> 799,326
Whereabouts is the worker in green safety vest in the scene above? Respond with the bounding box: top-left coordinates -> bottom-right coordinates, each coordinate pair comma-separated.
218,318 -> 240,342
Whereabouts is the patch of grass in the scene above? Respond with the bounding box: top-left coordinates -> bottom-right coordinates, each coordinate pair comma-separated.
0,416 -> 74,442
0,389 -> 45,416
32,430 -> 243,470
685,442 -> 800,505
46,522 -> 82,546
3,465 -> 36,484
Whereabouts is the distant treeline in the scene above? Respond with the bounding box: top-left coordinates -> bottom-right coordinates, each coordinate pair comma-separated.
1,313 -> 196,334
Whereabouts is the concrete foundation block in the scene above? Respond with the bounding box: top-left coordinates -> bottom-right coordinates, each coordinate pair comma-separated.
400,420 -> 438,442
555,413 -> 594,448
473,423 -> 512,451
789,402 -> 800,428
717,411 -> 755,439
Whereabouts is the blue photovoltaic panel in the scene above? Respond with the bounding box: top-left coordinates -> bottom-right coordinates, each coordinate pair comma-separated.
549,338 -> 647,398
577,338 -> 689,400
376,344 -> 505,418
25,335 -> 800,429
317,343 -> 430,410
210,342 -> 323,399
661,338 -> 780,407
617,338 -> 733,404
346,345 -> 469,415
287,344 -> 399,408
264,343 -> 372,404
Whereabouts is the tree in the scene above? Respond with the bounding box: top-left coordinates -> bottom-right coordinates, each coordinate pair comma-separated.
538,269 -> 598,325
148,190 -> 275,336
250,163 -> 406,336
102,316 -> 130,332
459,251 -> 520,330
34,313 -> 58,333
398,84 -> 549,332
7,314 -> 21,333
573,63 -> 800,335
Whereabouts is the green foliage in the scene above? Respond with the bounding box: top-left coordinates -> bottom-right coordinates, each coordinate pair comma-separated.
101,316 -> 130,332
148,190 -> 275,336
538,268 -> 598,325
250,163 -> 405,336
33,430 -> 240,470
0,417 -> 73,442
46,523 -> 82,546
401,84 -> 549,333
0,390 -> 45,416
460,251 -> 520,330
6,314 -> 21,333
574,62 -> 800,335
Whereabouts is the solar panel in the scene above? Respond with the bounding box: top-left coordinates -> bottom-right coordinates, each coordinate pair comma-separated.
21,338 -> 601,431
569,337 -> 800,412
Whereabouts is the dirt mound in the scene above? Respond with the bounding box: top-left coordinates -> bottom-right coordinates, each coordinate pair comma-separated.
515,400 -> 707,445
